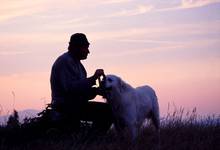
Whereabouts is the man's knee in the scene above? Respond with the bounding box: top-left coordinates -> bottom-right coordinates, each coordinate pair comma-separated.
86,102 -> 112,117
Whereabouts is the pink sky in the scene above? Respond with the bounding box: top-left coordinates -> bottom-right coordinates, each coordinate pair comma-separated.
0,0 -> 220,116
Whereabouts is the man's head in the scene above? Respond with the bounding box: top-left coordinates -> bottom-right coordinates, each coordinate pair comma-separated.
68,33 -> 90,60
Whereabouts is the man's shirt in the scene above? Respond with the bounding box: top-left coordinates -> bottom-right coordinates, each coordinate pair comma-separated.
50,51 -> 96,109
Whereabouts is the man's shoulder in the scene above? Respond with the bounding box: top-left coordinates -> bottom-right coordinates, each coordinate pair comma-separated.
58,52 -> 70,60
54,52 -> 71,64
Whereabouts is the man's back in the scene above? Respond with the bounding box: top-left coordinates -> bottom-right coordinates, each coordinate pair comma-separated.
50,52 -> 87,107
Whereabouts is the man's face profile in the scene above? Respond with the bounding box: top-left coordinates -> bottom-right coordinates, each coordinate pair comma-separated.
78,44 -> 90,60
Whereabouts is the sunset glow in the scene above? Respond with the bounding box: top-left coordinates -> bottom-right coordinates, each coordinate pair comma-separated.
0,0 -> 220,116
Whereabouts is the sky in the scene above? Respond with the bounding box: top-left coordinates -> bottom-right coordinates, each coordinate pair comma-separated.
0,0 -> 220,117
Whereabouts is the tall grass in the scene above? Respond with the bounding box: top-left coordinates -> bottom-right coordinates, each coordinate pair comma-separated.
0,107 -> 219,150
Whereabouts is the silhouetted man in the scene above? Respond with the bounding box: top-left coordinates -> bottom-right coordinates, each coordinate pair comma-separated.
50,33 -> 113,131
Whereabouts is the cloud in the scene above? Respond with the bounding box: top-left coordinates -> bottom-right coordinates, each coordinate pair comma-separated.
1,0 -> 220,23
118,39 -> 174,44
0,51 -> 31,56
100,0 -> 132,4
0,0 -> 133,22
42,17 -> 102,31
181,0 -> 220,9
89,20 -> 220,42
155,0 -> 220,12
97,45 -> 183,58
89,19 -> 220,61
104,4 -> 153,17
100,0 -> 220,19
0,0 -> 83,23
0,0 -> 45,22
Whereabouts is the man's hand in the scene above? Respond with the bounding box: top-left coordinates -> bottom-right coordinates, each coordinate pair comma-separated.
93,69 -> 104,80
89,69 -> 104,85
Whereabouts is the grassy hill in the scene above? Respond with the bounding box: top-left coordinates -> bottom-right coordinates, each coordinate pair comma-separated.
0,109 -> 40,125
0,109 -> 219,150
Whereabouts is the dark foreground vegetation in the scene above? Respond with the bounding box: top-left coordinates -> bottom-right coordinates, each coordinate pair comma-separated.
0,108 -> 219,150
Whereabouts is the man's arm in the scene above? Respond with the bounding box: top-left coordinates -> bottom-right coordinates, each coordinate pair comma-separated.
57,60 -> 104,99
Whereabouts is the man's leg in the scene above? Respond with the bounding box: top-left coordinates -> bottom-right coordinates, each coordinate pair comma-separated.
80,101 -> 113,132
